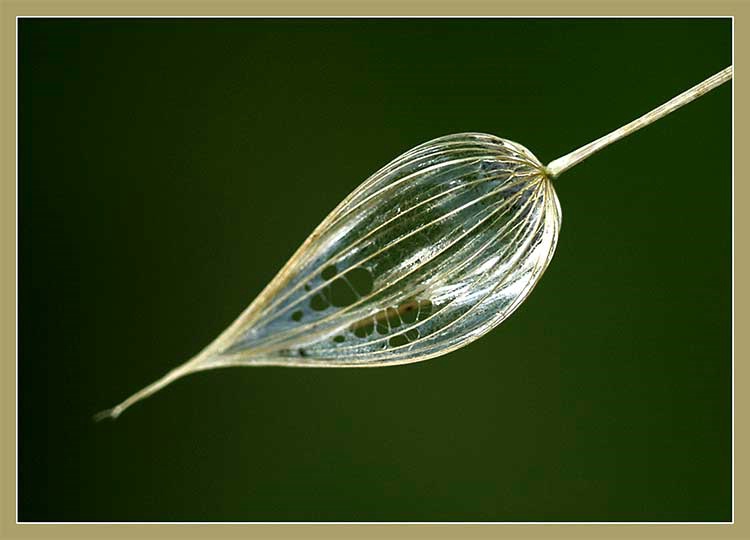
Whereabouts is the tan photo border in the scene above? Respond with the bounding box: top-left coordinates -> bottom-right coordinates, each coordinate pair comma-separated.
0,1 -> 744,538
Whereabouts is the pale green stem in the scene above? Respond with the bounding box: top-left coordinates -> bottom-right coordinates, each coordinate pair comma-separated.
546,65 -> 733,179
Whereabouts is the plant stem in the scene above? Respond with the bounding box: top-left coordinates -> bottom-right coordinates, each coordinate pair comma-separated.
93,354 -> 206,421
546,65 -> 732,179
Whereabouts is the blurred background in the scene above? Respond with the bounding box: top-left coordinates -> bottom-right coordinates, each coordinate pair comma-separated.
19,18 -> 731,521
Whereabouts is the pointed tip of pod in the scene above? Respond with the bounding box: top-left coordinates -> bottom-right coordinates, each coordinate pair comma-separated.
92,406 -> 121,422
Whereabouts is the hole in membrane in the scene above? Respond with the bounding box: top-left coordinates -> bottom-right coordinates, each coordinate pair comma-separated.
347,299 -> 435,345
321,264 -> 337,281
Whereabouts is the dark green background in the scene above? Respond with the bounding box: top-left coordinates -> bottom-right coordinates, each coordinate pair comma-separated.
19,19 -> 732,522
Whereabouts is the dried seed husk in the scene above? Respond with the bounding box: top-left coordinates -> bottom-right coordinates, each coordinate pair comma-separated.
96,66 -> 731,420
210,132 -> 561,368
95,132 -> 560,420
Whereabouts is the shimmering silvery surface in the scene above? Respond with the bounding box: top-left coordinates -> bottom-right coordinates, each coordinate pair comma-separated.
210,133 -> 561,368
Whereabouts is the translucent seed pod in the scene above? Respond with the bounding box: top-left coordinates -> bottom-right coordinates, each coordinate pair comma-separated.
219,133 -> 560,368
95,65 -> 731,421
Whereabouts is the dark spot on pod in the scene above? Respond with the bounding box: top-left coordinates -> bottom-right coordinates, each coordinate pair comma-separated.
345,267 -> 374,296
386,307 -> 401,328
376,320 -> 389,335
400,301 -> 419,324
330,278 -> 358,307
291,310 -> 304,321
310,293 -> 329,311
419,299 -> 433,316
389,334 -> 409,347
352,318 -> 375,338
333,335 -> 345,343
354,326 -> 368,338
314,266 -> 374,309
322,265 -> 337,281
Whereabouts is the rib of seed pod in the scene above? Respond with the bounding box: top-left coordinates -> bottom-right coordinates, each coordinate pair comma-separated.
94,65 -> 732,421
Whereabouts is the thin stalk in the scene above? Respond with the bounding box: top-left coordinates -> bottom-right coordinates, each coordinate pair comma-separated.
546,66 -> 733,179
93,353 -> 207,421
